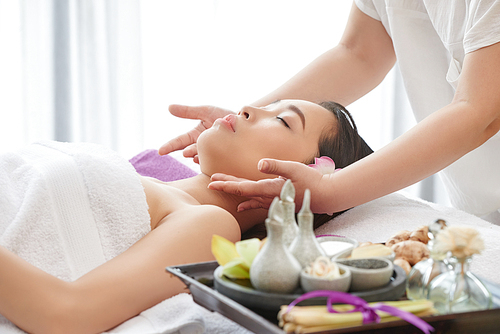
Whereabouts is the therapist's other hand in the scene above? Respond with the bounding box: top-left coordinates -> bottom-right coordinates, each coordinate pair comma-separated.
159,105 -> 235,162
210,174 -> 286,211
209,158 -> 332,213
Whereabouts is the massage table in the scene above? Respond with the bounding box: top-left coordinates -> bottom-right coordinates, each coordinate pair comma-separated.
1,146 -> 497,334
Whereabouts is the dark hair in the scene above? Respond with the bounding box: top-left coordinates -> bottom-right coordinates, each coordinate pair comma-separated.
242,101 -> 373,240
311,101 -> 373,229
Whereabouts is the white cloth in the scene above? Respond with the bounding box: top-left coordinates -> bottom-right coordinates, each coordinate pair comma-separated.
106,294 -> 205,334
0,141 -> 151,281
355,0 -> 500,218
316,191 -> 500,285
107,293 -> 252,334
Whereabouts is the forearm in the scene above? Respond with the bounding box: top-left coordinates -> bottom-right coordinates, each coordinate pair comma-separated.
0,246 -> 73,334
0,243 -> 180,334
326,100 -> 500,213
252,4 -> 396,107
252,45 -> 390,107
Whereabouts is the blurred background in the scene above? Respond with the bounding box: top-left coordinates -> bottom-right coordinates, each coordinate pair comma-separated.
0,0 -> 450,206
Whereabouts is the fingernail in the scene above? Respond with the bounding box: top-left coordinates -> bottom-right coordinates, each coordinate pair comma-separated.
258,160 -> 268,171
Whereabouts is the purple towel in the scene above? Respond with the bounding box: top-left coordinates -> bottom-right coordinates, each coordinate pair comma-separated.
129,149 -> 198,182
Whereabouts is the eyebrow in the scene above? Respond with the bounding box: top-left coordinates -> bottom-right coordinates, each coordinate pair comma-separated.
270,100 -> 306,129
288,104 -> 306,130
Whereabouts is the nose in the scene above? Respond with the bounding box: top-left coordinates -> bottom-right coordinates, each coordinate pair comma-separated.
238,105 -> 264,122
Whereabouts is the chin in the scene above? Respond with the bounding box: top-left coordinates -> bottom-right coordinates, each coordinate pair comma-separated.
197,133 -> 272,180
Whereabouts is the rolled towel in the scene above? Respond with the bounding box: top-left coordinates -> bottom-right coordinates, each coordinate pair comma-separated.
130,149 -> 198,182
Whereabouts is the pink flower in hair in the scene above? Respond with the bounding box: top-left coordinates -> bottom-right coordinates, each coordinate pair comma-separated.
308,156 -> 341,174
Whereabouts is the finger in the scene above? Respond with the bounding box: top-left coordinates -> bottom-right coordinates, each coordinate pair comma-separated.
258,159 -> 310,179
169,105 -> 234,129
210,173 -> 248,182
159,123 -> 206,156
168,104 -> 211,121
208,178 -> 285,198
159,132 -> 196,155
161,105 -> 234,156
182,143 -> 198,159
237,198 -> 273,212
193,155 -> 199,164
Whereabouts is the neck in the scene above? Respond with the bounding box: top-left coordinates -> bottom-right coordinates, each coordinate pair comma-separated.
168,174 -> 268,233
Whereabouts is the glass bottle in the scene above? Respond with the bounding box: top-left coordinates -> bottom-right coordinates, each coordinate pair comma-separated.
280,179 -> 299,248
427,256 -> 492,314
250,197 -> 301,294
406,219 -> 452,300
289,189 -> 326,268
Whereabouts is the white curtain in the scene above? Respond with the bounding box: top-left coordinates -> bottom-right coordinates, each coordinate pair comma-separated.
0,0 -> 450,206
0,0 -> 143,158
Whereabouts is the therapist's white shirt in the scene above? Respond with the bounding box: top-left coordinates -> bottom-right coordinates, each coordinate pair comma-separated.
355,0 -> 500,221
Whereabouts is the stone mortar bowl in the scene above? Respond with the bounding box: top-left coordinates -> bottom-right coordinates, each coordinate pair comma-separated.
334,258 -> 394,292
300,263 -> 352,293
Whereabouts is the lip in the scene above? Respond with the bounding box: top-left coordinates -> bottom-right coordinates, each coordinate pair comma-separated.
215,114 -> 236,132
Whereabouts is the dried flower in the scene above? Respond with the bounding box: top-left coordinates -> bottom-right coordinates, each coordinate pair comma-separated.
433,226 -> 484,258
308,156 -> 341,174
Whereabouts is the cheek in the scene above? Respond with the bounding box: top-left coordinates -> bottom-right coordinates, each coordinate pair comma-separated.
247,136 -> 312,163
197,126 -> 318,179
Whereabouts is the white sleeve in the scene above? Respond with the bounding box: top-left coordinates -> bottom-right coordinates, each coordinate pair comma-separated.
354,0 -> 381,21
464,1 -> 500,53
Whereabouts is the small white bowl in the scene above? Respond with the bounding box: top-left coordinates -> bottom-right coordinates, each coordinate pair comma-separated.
334,258 -> 393,292
300,264 -> 351,293
316,235 -> 358,258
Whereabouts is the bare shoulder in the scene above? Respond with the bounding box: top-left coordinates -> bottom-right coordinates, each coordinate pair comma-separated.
159,204 -> 241,243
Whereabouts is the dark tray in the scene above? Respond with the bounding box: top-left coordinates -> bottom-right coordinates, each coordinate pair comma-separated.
166,261 -> 500,334
213,265 -> 407,312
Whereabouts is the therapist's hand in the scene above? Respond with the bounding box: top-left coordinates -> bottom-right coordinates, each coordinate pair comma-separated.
209,158 -> 334,213
159,105 -> 235,163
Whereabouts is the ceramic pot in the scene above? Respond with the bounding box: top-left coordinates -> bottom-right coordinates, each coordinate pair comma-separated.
289,189 -> 326,268
250,198 -> 301,294
280,180 -> 299,248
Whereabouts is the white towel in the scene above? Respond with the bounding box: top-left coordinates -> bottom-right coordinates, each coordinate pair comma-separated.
315,191 -> 500,285
107,293 -> 252,334
0,141 -> 151,280
106,294 -> 205,334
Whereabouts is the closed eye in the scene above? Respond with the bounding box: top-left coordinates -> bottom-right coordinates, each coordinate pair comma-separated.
277,116 -> 290,128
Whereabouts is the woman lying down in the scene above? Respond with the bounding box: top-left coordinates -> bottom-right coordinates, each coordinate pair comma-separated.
0,99 -> 372,333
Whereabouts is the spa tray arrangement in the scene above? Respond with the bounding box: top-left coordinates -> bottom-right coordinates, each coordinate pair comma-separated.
167,181 -> 500,334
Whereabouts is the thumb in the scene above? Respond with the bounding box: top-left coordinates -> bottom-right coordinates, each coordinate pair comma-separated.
258,159 -> 309,179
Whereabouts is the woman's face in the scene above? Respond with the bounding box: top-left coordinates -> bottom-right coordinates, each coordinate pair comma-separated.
197,99 -> 336,180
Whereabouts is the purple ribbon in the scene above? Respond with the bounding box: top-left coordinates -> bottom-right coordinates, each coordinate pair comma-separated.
286,290 -> 434,334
